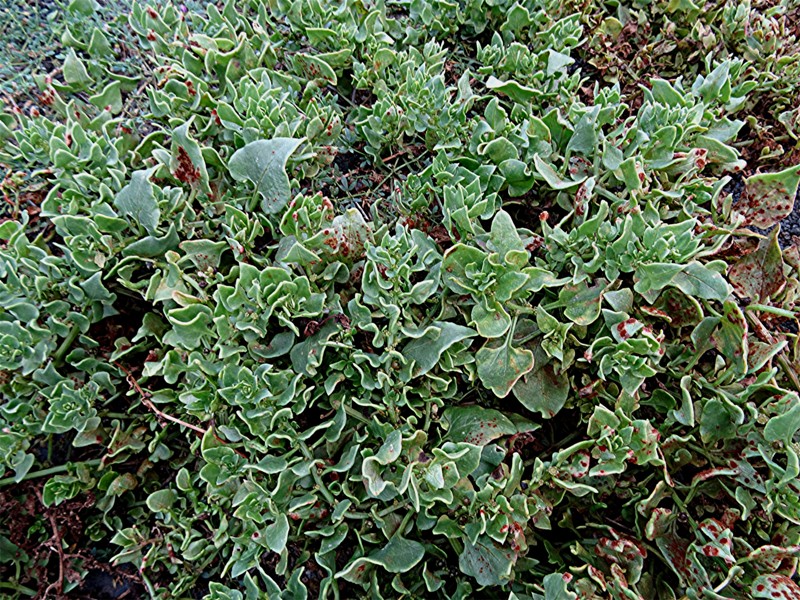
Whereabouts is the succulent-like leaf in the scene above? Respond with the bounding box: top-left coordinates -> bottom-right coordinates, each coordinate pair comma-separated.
228,138 -> 303,213
477,330 -> 535,398
114,169 -> 160,235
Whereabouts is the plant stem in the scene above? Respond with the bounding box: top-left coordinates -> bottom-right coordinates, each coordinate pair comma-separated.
393,509 -> 414,538
0,459 -> 103,487
53,324 -> 81,367
298,441 -> 336,505
0,582 -> 37,596
745,303 -> 797,319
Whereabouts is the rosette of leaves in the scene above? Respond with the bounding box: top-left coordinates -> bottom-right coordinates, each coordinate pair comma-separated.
354,40 -> 476,158
212,263 -> 326,352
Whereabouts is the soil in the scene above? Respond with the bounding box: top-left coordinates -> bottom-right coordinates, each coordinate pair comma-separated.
87,291 -> 152,358
0,482 -> 144,599
74,566 -> 144,600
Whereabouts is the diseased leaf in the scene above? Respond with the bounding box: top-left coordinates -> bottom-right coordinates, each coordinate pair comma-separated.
337,536 -> 425,582
471,299 -> 513,338
699,398 -> 744,443
442,406 -> 517,445
739,164 -> 800,229
711,301 -> 748,376
560,281 -> 604,326
459,536 -> 516,587
171,120 -> 210,191
729,228 -> 786,301
752,574 -> 800,599
543,573 -> 577,599
442,244 -> 486,295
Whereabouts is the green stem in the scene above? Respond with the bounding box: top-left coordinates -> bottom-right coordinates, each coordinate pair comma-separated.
0,459 -> 102,488
343,404 -> 369,424
670,492 -> 698,529
102,412 -> 132,419
507,302 -> 537,315
53,325 -> 81,367
745,303 -> 797,319
298,441 -> 336,505
0,582 -> 36,596
393,510 -> 414,538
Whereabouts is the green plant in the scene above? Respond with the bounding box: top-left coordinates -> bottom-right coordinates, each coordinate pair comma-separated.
2,0 -> 800,598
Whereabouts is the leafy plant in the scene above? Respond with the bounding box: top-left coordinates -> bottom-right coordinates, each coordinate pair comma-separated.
2,0 -> 800,599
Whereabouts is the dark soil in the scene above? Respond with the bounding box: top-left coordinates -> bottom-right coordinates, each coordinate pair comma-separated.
0,482 -> 144,599
74,566 -> 144,599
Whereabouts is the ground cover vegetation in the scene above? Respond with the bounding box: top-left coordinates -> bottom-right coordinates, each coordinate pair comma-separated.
2,0 -> 800,598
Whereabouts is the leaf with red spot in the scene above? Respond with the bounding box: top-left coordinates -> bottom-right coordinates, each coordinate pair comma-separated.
746,544 -> 800,572
561,449 -> 591,478
711,300 -> 748,376
543,572 -> 578,600
729,228 -> 786,302
644,507 -> 674,541
170,119 -> 209,192
595,535 -> 647,584
336,536 -> 425,583
458,535 -> 517,587
623,419 -> 661,466
751,574 -> 800,599
559,280 -> 605,326
656,534 -> 710,589
653,288 -> 703,328
696,518 -> 735,565
442,405 -> 525,446
699,397 -> 744,443
739,164 -> 800,229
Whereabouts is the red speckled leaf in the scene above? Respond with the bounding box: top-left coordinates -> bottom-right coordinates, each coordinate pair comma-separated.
442,405 -> 520,446
595,535 -> 647,584
729,228 -> 786,302
458,536 -> 517,587
746,544 -> 800,572
711,301 -> 748,376
656,534 -> 710,589
752,574 -> 800,599
653,288 -> 703,328
739,164 -> 800,229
